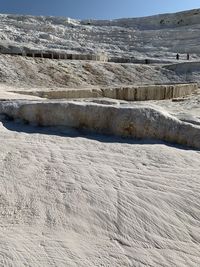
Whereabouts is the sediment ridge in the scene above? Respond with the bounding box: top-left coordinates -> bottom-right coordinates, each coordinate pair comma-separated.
0,100 -> 199,149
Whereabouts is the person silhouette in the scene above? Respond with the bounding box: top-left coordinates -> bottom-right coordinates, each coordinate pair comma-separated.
176,53 -> 179,60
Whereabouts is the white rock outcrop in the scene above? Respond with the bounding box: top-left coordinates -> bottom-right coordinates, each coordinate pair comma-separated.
1,100 -> 200,149
13,83 -> 197,101
1,9 -> 200,59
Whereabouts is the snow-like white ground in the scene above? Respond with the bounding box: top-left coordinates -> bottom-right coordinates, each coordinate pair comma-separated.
0,8 -> 199,267
0,120 -> 200,266
0,85 -> 199,266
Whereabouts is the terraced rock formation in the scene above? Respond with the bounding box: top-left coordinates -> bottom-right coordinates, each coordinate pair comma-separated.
1,9 -> 200,60
0,8 -> 199,267
0,100 -> 200,149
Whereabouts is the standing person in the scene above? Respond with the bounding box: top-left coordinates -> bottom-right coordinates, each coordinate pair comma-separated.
187,53 -> 190,60
176,53 -> 179,60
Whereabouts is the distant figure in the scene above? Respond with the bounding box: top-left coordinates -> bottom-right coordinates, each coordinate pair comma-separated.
176,53 -> 179,60
187,53 -> 190,60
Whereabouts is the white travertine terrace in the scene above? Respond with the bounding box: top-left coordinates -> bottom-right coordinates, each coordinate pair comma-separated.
14,83 -> 197,101
1,100 -> 200,149
1,9 -> 200,59
0,8 -> 199,267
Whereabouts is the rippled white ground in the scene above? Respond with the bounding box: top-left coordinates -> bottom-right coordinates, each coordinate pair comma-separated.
0,122 -> 199,266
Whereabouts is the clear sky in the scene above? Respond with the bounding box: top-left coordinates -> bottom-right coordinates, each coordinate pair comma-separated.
0,0 -> 200,19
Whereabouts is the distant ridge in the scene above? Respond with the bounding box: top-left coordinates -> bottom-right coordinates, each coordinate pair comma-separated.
81,8 -> 200,29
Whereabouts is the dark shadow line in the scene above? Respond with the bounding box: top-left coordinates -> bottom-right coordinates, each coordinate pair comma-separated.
1,119 -> 198,152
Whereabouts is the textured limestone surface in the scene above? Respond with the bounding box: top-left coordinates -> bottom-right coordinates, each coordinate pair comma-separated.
1,9 -> 200,59
8,83 -> 198,101
0,118 -> 199,266
0,100 -> 200,149
0,55 -> 186,87
0,8 -> 199,267
101,83 -> 197,101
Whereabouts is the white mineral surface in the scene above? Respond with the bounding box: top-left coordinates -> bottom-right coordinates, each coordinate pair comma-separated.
1,100 -> 200,149
0,8 -> 199,267
1,8 -> 200,59
0,117 -> 200,267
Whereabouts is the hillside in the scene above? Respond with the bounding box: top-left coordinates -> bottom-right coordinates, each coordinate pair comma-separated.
0,9 -> 200,60
0,54 -> 186,87
0,8 -> 200,88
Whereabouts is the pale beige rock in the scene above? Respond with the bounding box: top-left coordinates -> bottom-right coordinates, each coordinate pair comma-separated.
12,83 -> 197,101
1,100 -> 200,149
101,83 -> 197,101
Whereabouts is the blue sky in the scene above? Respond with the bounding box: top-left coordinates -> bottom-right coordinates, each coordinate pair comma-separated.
0,0 -> 199,19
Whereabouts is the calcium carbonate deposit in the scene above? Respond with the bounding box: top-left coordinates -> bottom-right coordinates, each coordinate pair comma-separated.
0,8 -> 199,267
1,100 -> 200,149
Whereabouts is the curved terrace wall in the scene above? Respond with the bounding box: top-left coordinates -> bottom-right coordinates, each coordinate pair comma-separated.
0,100 -> 200,149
